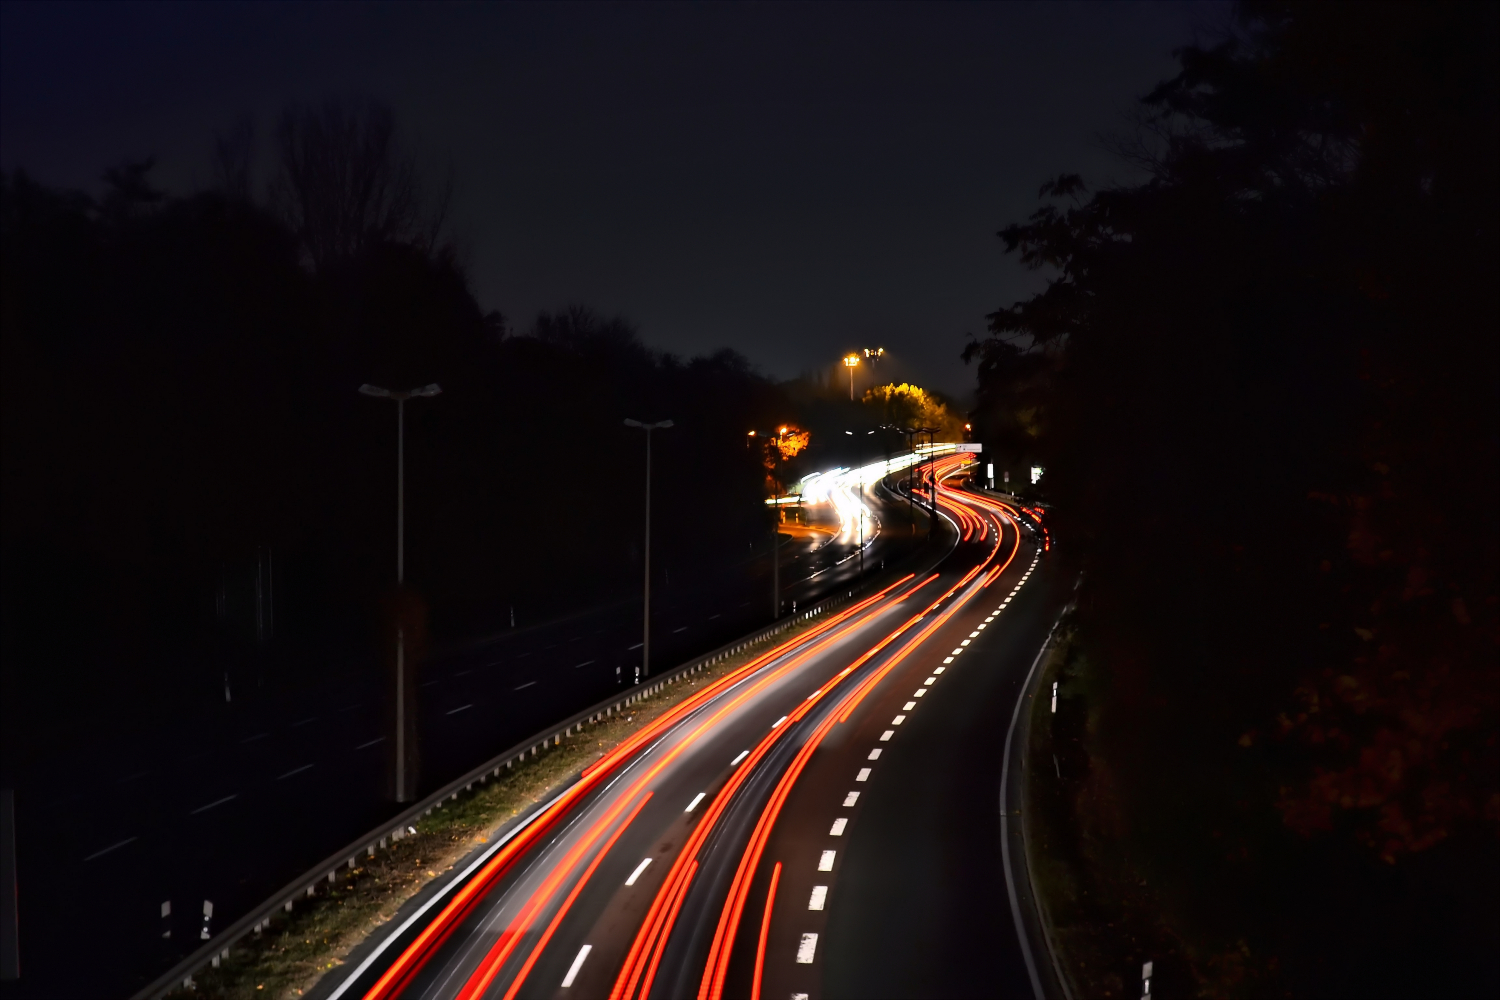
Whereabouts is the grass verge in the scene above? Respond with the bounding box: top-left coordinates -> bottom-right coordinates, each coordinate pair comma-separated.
164,612 -> 832,1000
1024,627 -> 1194,999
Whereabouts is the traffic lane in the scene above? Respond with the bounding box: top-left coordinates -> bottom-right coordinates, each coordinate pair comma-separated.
18,546 -> 910,1000
726,533 -> 1030,1000
334,581 -> 936,1000
818,551 -> 1069,1000
639,539 -> 993,1000
450,588 -> 943,1000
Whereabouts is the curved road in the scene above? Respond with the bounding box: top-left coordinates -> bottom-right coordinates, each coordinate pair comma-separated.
314,465 -> 1070,1000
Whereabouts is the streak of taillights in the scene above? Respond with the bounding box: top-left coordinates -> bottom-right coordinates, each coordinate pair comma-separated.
362,576 -> 918,1000
610,574 -> 942,1000
749,863 -> 781,1000
701,509 -> 1007,1000
469,573 -> 934,1000
495,792 -> 652,1000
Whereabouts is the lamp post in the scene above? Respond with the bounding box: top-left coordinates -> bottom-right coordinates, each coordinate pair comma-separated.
916,425 -> 940,540
842,354 -> 859,400
358,381 -> 441,803
625,418 -> 673,678
886,425 -> 920,533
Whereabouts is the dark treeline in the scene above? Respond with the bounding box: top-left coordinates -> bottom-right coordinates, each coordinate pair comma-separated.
0,109 -> 804,763
967,2 -> 1497,995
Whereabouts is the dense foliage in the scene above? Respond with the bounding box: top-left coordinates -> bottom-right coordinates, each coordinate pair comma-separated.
967,2 -> 1497,993
0,161 -> 787,756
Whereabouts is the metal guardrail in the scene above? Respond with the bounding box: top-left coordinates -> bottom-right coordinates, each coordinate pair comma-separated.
131,565 -> 910,999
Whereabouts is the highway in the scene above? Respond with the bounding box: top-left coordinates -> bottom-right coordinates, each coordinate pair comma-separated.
10,469 -> 923,1000
315,461 -> 1071,1000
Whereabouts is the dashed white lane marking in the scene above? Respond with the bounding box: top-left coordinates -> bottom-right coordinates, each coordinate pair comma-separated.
561,944 -> 592,988
796,933 -> 819,963
893,715 -> 907,725
189,794 -> 237,816
943,656 -> 954,664
914,689 -> 927,698
879,730 -> 894,741
923,677 -> 936,686
685,792 -> 706,812
83,836 -> 138,862
277,763 -> 314,780
730,750 -> 749,766
514,681 -> 537,690
856,768 -> 872,782
355,737 -> 385,750
933,667 -> 945,675
968,631 -> 980,638
573,660 -> 595,669
808,886 -> 828,911
772,715 -> 788,729
818,850 -> 837,871
984,616 -> 995,623
903,701 -> 916,710
976,623 -> 987,630
625,858 -> 652,886
829,818 -> 847,836
843,791 -> 860,806
446,704 -> 473,715
951,648 -> 964,655
867,749 -> 882,760
806,689 -> 822,700
960,639 -> 971,646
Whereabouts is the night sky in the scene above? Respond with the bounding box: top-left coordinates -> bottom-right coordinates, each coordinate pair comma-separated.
1,0 -> 1228,395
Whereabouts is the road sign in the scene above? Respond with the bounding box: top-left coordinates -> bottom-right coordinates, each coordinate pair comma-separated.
953,443 -> 983,452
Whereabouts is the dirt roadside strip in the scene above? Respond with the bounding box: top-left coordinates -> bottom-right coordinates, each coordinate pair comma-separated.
160,608 -> 842,1000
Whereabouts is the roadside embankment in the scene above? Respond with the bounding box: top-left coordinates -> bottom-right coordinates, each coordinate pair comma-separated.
163,612 -> 833,1000
1024,627 -> 1198,999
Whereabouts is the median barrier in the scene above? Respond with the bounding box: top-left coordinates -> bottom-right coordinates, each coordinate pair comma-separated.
131,558 -> 927,999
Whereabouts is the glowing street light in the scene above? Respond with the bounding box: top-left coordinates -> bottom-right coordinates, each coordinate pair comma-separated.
358,381 -> 442,803
843,354 -> 860,400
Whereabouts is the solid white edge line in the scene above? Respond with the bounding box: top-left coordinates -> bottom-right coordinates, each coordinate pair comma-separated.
1000,611 -> 1069,1000
625,857 -> 652,886
561,943 -> 592,987
324,783 -> 575,999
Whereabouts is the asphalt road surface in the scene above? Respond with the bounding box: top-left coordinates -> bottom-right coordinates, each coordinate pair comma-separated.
7,481 -> 922,1000
315,464 -> 1070,1000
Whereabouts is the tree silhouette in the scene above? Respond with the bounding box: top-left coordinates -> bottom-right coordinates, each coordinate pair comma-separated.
967,2 -> 1498,993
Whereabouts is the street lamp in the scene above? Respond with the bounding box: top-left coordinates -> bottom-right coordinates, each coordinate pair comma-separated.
842,354 -> 860,400
625,418 -> 673,678
753,428 -> 788,619
358,381 -> 441,803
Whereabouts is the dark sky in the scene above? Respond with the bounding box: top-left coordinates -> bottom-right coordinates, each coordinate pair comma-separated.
1,0 -> 1228,397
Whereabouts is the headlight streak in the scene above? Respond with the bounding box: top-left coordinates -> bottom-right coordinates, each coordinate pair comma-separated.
700,495 -> 1020,1000
362,575 -> 918,1000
